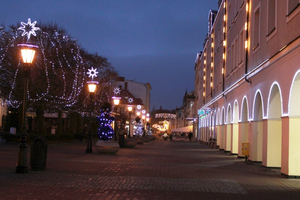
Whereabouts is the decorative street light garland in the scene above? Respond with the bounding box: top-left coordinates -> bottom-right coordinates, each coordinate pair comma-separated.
1,18 -> 86,109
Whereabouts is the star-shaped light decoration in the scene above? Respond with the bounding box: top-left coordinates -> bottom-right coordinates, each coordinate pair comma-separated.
128,97 -> 134,103
113,87 -> 121,95
87,67 -> 98,80
18,18 -> 40,40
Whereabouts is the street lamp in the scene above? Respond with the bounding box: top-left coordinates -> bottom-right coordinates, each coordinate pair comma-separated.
16,44 -> 38,174
112,96 -> 121,141
86,80 -> 98,153
127,105 -> 133,138
136,111 -> 141,117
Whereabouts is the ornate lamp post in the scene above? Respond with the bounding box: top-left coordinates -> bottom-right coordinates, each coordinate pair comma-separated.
86,80 -> 98,153
127,105 -> 133,138
15,18 -> 40,173
112,96 -> 121,141
16,44 -> 38,173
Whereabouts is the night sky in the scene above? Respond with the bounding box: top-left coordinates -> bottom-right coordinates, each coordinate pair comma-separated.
0,0 -> 218,110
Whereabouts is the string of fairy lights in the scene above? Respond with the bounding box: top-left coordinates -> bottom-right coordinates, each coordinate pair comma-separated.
1,18 -> 87,109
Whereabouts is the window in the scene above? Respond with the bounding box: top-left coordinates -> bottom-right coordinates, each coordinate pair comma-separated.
232,42 -> 236,68
227,48 -> 231,77
267,0 -> 276,36
238,30 -> 244,64
231,43 -> 235,68
253,5 -> 260,50
288,0 -> 300,15
234,39 -> 238,67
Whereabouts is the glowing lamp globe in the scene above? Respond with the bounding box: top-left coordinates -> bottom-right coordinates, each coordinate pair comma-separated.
112,96 -> 121,105
127,105 -> 133,112
21,49 -> 35,63
87,81 -> 98,93
18,44 -> 38,64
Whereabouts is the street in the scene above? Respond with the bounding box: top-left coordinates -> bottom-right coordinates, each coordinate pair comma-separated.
1,138 -> 300,200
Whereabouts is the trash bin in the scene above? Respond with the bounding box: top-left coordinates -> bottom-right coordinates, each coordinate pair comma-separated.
30,137 -> 47,171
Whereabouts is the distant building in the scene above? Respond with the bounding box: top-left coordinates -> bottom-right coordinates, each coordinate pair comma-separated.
114,77 -> 151,113
194,0 -> 300,177
174,91 -> 196,129
112,77 -> 152,136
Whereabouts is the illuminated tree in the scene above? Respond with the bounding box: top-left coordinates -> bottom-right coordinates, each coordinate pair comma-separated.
0,20 -> 118,134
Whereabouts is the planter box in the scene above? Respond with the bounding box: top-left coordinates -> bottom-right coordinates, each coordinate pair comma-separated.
95,140 -> 119,154
123,138 -> 137,148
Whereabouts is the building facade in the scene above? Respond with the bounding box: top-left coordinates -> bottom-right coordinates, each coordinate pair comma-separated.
174,91 -> 196,129
194,0 -> 300,177
114,77 -> 151,113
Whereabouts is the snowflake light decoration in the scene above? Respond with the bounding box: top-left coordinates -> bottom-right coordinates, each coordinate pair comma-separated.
87,67 -> 98,80
18,18 -> 40,40
137,105 -> 142,110
113,87 -> 121,95
128,97 -> 134,103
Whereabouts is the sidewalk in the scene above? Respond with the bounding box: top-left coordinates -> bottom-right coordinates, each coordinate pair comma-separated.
0,139 -> 300,200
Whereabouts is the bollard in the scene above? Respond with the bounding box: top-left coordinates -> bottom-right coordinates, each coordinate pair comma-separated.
30,137 -> 47,171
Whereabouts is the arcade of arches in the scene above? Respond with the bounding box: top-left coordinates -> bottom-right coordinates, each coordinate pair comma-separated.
199,70 -> 300,177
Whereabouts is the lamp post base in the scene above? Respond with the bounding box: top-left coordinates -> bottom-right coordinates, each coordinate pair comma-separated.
16,142 -> 28,173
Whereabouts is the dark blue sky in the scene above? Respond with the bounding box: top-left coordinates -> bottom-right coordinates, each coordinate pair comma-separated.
0,0 -> 218,110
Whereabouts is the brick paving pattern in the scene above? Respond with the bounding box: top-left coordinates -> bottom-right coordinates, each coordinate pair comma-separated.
1,138 -> 300,199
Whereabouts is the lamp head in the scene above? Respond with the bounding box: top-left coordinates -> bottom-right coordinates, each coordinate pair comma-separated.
127,105 -> 133,112
87,80 -> 98,93
18,43 -> 38,64
112,96 -> 121,105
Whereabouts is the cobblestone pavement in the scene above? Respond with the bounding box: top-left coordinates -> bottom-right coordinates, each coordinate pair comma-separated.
1,139 -> 300,200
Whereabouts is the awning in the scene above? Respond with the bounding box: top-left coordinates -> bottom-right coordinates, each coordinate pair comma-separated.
171,125 -> 193,133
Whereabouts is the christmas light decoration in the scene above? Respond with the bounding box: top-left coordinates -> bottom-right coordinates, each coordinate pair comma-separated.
152,120 -> 170,132
132,117 -> 144,136
128,97 -> 134,103
113,87 -> 121,95
87,67 -> 98,80
97,108 -> 115,140
2,19 -> 87,110
155,113 -> 176,119
18,18 -> 40,41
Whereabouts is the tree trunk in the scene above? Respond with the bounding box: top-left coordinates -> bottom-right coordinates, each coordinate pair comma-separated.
36,106 -> 46,135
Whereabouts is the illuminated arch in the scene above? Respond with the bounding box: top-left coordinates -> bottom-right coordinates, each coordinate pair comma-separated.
241,96 -> 249,122
221,107 -> 225,125
264,81 -> 282,167
267,82 -> 282,119
252,90 -> 264,121
216,108 -> 220,125
233,100 -> 239,123
226,104 -> 232,124
239,96 -> 249,157
251,90 -> 263,162
289,70 -> 300,116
